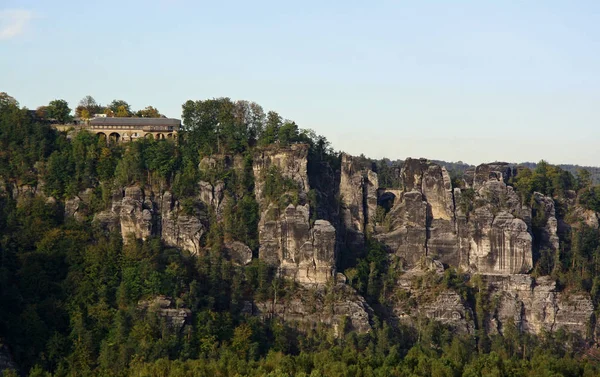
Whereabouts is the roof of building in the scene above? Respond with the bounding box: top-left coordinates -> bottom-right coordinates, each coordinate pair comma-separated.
89,117 -> 181,127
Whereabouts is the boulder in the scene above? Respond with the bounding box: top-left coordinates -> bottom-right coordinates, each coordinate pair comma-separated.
138,296 -> 191,331
224,241 -> 253,266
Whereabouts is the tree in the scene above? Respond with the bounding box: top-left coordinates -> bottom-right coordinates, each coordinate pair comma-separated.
47,99 -> 72,123
259,111 -> 282,146
35,106 -> 49,119
136,106 -> 161,118
0,92 -> 18,108
109,100 -> 132,117
577,169 -> 592,190
116,105 -> 130,117
76,95 -> 103,117
80,109 -> 91,120
278,121 -> 299,146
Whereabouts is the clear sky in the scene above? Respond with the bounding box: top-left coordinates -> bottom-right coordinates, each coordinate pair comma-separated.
2,1 -> 600,166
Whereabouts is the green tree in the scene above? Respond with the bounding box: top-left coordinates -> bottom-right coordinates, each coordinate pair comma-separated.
278,121 -> 299,146
259,111 -> 282,146
136,106 -> 161,118
109,100 -> 132,117
47,99 -> 72,123
0,92 -> 18,108
76,95 -> 103,117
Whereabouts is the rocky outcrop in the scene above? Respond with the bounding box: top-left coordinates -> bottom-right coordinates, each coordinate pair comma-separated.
255,146 -> 337,285
532,192 -> 560,251
372,158 -> 459,269
259,204 -> 336,284
468,162 -> 517,191
375,190 -> 429,268
254,283 -> 372,334
224,241 -> 253,266
64,188 -> 96,222
335,156 -> 535,275
390,262 -> 474,334
456,165 -> 533,275
120,186 -> 154,243
198,180 -> 225,217
92,187 -> 208,254
160,192 -> 207,254
487,275 -> 594,338
138,296 -> 192,331
253,144 -> 309,204
421,291 -> 474,334
338,154 -> 379,268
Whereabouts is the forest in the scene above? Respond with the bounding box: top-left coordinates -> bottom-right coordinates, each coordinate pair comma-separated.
1,92 -> 600,376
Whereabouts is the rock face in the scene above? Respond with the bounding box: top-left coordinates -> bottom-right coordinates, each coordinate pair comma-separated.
254,283 -> 372,334
224,241 -> 253,266
198,180 -> 225,217
253,144 -> 309,203
50,147 -> 599,342
532,192 -> 560,251
138,296 -> 192,331
359,158 -> 534,275
259,204 -> 336,284
92,187 -> 208,254
160,192 -> 207,254
376,158 -> 458,269
255,145 -> 337,285
456,165 -> 532,275
487,275 -> 594,338
388,261 -> 474,334
64,188 -> 95,221
338,154 -> 377,266
119,186 -> 154,243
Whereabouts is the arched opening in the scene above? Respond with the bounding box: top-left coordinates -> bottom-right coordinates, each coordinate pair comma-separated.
156,133 -> 164,140
97,132 -> 107,141
109,132 -> 120,144
166,133 -> 173,139
144,133 -> 154,140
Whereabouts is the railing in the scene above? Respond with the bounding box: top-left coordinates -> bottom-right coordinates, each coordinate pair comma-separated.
85,125 -> 177,132
142,125 -> 176,132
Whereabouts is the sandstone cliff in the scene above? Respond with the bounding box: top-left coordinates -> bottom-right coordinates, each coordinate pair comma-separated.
48,147 -> 600,343
254,282 -> 373,334
93,186 -> 208,254
254,145 -> 337,285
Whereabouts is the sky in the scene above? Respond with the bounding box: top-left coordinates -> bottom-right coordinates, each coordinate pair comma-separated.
1,1 -> 600,166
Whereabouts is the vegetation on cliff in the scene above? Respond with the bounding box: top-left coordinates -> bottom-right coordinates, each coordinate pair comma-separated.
1,93 -> 600,376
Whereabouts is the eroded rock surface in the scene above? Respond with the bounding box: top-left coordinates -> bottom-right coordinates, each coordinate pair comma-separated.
255,145 -> 337,285
160,192 -> 207,254
254,283 -> 372,334
259,204 -> 336,284
138,296 -> 192,331
487,275 -> 594,338
120,186 -> 153,243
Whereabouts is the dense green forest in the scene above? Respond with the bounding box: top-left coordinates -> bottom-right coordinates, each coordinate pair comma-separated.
2,92 -> 600,376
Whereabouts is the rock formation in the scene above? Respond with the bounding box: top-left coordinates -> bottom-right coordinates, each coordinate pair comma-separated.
254,282 -> 372,334
119,186 -> 154,243
254,145 -> 337,285
49,147 -> 600,342
138,296 -> 192,331
160,191 -> 207,254
487,275 -> 594,338
93,186 -> 208,254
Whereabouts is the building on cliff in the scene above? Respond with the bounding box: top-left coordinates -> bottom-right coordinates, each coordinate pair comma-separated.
52,116 -> 181,143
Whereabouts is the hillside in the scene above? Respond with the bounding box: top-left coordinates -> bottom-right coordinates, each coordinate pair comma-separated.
1,94 -> 600,376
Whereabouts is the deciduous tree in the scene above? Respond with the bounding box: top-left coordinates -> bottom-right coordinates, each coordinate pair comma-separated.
47,99 -> 72,123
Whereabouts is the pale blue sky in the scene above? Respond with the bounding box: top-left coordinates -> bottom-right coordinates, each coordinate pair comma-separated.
2,1 -> 600,165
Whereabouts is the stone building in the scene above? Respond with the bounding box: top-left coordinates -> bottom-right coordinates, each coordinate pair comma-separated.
53,117 -> 181,143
